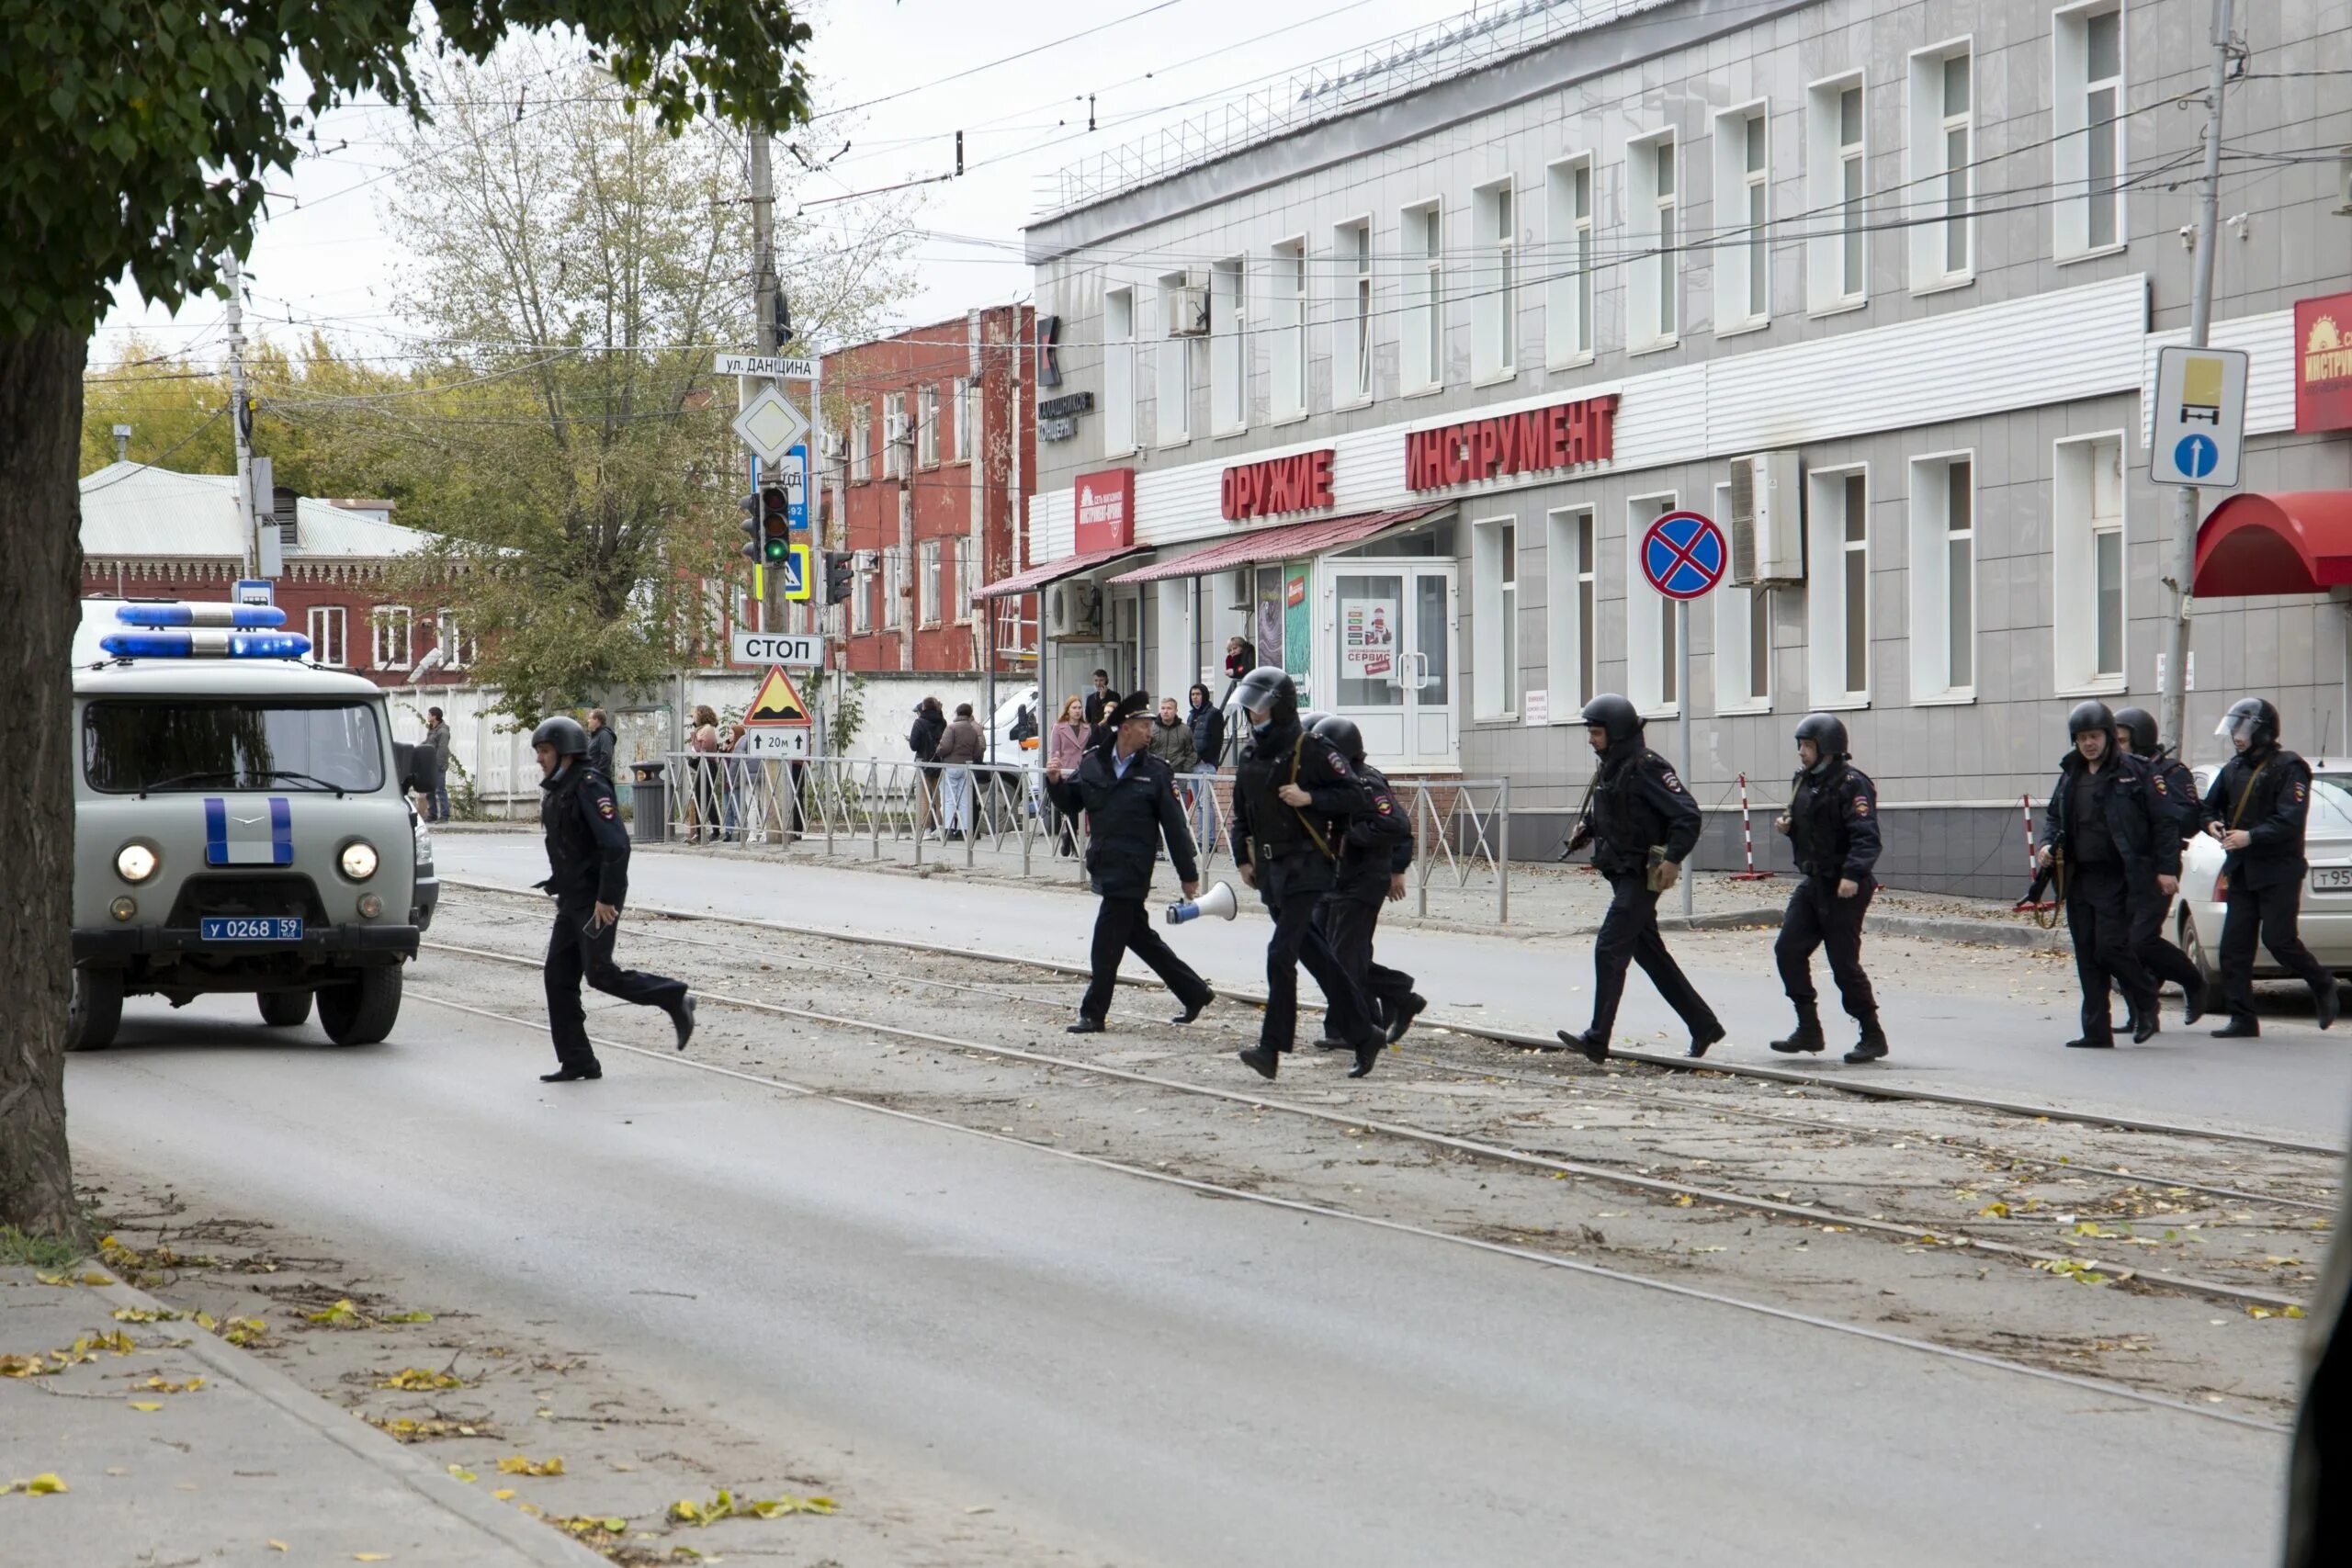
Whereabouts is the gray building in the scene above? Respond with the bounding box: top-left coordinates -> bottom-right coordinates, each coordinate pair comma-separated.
1008,0 -> 2352,894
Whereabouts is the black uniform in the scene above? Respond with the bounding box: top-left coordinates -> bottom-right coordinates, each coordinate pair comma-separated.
2131,749 -> 2209,1003
1046,744 -> 1212,1023
1317,760 -> 1416,1043
1232,718 -> 1375,1053
537,761 -> 688,1075
1573,740 -> 1721,1044
2040,751 -> 2175,1044
1775,759 -> 1883,1027
2202,745 -> 2340,1028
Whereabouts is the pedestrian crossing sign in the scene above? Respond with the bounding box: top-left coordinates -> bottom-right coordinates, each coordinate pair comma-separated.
745,664 -> 811,726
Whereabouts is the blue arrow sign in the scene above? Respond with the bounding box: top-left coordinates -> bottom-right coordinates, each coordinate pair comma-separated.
1640,511 -> 1728,601
2174,434 -> 2219,480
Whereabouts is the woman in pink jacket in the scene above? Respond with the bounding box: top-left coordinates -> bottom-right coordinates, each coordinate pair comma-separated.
1046,695 -> 1089,856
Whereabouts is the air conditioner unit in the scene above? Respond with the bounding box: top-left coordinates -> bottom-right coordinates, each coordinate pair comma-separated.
1046,581 -> 1102,639
1164,275 -> 1210,338
1728,451 -> 1804,585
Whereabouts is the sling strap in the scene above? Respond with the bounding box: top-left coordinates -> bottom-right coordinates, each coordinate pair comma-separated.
2228,759 -> 2273,830
1286,742 -> 1335,860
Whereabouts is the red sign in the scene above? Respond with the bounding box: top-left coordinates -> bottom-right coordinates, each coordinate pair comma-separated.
1405,393 -> 1618,491
2296,292 -> 2352,434
1074,468 -> 1135,552
1221,449 -> 1335,521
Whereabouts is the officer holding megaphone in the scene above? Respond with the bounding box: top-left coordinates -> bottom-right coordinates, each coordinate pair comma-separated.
1166,880 -> 1239,924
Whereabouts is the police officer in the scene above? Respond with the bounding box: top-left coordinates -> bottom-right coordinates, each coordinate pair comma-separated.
1555,694 -> 1724,1063
1308,715 -> 1424,1050
532,716 -> 694,1082
1229,668 -> 1382,1080
1045,689 -> 1215,1033
2037,701 -> 2172,1048
2114,705 -> 2210,1022
1769,713 -> 1888,1064
2201,696 -> 2342,1037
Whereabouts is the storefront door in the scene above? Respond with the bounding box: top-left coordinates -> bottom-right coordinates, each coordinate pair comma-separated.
1331,563 -> 1458,771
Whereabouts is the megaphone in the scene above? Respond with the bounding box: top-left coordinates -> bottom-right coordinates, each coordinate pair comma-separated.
1164,880 -> 1238,926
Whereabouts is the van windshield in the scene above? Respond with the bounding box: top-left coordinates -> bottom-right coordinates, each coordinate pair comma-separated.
84,700 -> 387,794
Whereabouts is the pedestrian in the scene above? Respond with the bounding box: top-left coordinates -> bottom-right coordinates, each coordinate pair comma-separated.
1147,694 -> 1196,774
2114,705 -> 2210,1021
1045,690 -> 1215,1033
1555,694 -> 1725,1063
685,705 -> 721,844
721,720 -> 752,843
1186,682 -> 1226,854
1229,666 -> 1383,1080
908,696 -> 946,838
935,701 -> 987,840
1768,713 -> 1889,1064
1046,695 -> 1089,856
2037,701 -> 2173,1048
584,708 -> 616,779
1082,668 -> 1115,728
420,706 -> 453,822
2201,696 -> 2342,1037
528,715 -> 695,1082
1309,714 -> 1423,1048
1219,636 -> 1256,705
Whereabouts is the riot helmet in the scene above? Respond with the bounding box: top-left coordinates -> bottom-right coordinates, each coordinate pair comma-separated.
532,715 -> 591,758
1793,712 -> 1849,773
2113,705 -> 2160,757
2215,696 -> 2280,751
2066,701 -> 2116,739
1311,713 -> 1365,765
1580,694 -> 1642,748
1233,665 -> 1298,735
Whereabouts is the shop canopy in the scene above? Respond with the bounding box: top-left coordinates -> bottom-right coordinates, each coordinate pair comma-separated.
2193,491 -> 2352,597
1106,505 -> 1447,585
972,542 -> 1149,600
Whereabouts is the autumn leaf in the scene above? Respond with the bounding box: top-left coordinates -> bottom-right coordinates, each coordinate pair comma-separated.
129,1401 -> 163,1413
0,1355 -> 42,1378
306,1300 -> 366,1328
748,1494 -> 837,1517
495,1455 -> 564,1477
354,1555 -> 390,1562
110,1307 -> 181,1324
381,1311 -> 435,1325
378,1368 -> 464,1392
1976,1201 -> 2010,1218
0,1473 -> 71,1496
446,1465 -> 478,1483
267,1542 -> 288,1553
221,1318 -> 270,1348
492,1488 -> 515,1501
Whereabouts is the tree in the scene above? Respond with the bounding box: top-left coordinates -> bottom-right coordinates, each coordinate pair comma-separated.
0,4 -> 813,1240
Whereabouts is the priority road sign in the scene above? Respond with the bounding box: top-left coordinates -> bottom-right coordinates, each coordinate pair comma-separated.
2151,344 -> 2249,488
744,665 -> 811,727
1639,510 -> 1728,601
732,382 -> 811,466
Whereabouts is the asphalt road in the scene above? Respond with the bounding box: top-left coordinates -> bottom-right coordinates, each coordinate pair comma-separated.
439,835 -> 2352,1145
66,976 -> 2286,1567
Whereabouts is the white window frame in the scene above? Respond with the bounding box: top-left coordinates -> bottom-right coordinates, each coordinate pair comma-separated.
1804,466 -> 1873,707
1713,103 -> 1771,335
919,537 -> 943,626
1332,219 -> 1375,408
851,559 -> 874,634
370,605 -> 413,672
306,605 -> 346,668
1544,154 -> 1597,367
1625,492 -> 1679,716
1472,179 -> 1517,383
2052,432 -> 2129,694
1156,271 -> 1193,446
883,393 -> 908,479
1626,132 -> 1679,352
2054,2 -> 2127,260
952,374 -> 974,462
1544,507 -> 1598,719
1906,451 -> 1978,704
1102,289 -> 1136,456
1712,482 -> 1773,716
881,545 -> 904,632
1402,199 -> 1444,394
1268,238 -> 1308,423
917,384 -> 939,468
850,405 -> 872,481
1906,39 -> 1975,292
955,536 -> 977,622
1806,74 -> 1869,313
435,611 -> 471,671
1471,515 -> 1521,720
1209,255 -> 1248,435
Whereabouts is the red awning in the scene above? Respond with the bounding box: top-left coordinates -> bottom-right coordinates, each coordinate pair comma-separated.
2194,491 -> 2352,597
972,543 -> 1148,600
1106,505 -> 1446,585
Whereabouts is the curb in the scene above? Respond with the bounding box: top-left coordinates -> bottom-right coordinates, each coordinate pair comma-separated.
78,1267 -> 611,1568
1866,913 -> 2070,951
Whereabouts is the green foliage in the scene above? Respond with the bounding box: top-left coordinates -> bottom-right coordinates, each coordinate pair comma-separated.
0,1225 -> 83,1271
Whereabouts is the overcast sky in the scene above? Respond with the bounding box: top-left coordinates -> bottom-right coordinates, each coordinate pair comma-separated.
93,0 -> 1475,366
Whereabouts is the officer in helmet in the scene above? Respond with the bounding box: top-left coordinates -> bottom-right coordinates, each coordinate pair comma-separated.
531,715 -> 695,1082
1769,713 -> 1888,1064
2113,705 -> 2210,1022
2201,697 -> 2341,1036
1555,694 -> 1724,1062
1228,668 -> 1382,1079
2035,701 -> 2173,1047
1308,714 -> 1423,1050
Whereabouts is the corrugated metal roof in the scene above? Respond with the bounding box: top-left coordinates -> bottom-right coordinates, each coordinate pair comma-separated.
1107,506 -> 1443,584
78,462 -> 433,560
973,543 -> 1149,599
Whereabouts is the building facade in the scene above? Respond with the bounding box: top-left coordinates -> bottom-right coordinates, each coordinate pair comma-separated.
1015,0 -> 2352,894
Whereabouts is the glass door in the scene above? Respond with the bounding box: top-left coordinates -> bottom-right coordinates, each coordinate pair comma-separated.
1333,563 -> 1457,771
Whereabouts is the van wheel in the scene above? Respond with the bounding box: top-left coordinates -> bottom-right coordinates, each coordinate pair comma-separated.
68,967 -> 124,1052
258,990 -> 313,1028
2179,907 -> 2226,1015
316,966 -> 401,1046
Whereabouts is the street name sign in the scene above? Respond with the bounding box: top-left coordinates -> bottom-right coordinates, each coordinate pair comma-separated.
716,353 -> 818,379
2151,344 -> 2250,489
729,631 -> 826,668
732,382 -> 811,466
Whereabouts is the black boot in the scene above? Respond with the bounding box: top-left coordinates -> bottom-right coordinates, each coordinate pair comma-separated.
670,995 -> 696,1051
540,1063 -> 602,1082
1385,993 -> 1428,1045
2211,1016 -> 2260,1039
2182,984 -> 2206,1029
1556,1028 -> 1610,1066
1687,1020 -> 1725,1059
1770,1008 -> 1826,1055
2317,978 -> 2341,1031
1237,1044 -> 1281,1079
1171,990 -> 1214,1025
1843,1017 -> 1889,1064
1349,1034 -> 1384,1079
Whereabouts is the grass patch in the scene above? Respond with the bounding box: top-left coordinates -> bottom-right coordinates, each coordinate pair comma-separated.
0,1226 -> 84,1271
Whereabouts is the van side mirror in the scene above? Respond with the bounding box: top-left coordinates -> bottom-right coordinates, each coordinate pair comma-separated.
391,741 -> 422,794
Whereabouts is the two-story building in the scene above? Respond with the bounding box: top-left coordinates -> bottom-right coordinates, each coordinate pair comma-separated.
1008,0 -> 2352,894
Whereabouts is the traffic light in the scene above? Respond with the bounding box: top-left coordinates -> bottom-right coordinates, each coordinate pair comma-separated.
823,550 -> 854,605
737,485 -> 790,564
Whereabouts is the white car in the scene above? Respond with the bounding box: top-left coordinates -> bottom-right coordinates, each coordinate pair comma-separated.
2174,761 -> 2352,1003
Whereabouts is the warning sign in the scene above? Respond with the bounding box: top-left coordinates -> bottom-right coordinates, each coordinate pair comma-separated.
745,665 -> 810,726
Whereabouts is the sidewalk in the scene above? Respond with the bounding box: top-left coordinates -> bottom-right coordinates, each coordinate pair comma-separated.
0,1259 -> 604,1567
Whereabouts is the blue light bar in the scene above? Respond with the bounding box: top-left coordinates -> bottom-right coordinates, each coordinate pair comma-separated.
101,630 -> 314,660
114,603 -> 288,629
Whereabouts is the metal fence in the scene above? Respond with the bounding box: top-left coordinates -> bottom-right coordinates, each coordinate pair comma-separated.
644,753 -> 1513,922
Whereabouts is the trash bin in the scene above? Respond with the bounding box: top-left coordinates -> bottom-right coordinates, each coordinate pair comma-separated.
630,761 -> 670,844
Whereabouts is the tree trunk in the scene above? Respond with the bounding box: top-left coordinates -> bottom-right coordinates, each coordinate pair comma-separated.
0,325 -> 89,1242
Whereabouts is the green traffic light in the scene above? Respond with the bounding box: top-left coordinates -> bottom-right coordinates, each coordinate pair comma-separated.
764,536 -> 791,563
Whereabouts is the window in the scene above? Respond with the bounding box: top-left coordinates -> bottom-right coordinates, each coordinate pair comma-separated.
1102,289 -> 1136,453
1713,481 -> 1772,713
881,545 -> 903,632
1907,44 -> 1973,288
1544,156 -> 1596,365
1472,516 -> 1521,718
1334,220 -> 1374,406
370,605 -> 413,671
1210,255 -> 1247,434
917,384 -> 940,468
1714,106 -> 1770,332
851,558 -> 873,634
2056,4 -> 2126,256
1268,240 -> 1307,421
435,612 -> 472,670
306,605 -> 346,667
1804,469 -> 1871,703
2053,434 -> 2128,689
1544,507 -> 1598,713
1807,78 -> 1868,310
84,701 -> 386,795
883,393 -> 907,479
1627,134 -> 1679,348
1157,271 -> 1193,445
955,536 -> 977,621
1403,201 -> 1443,392
850,405 -> 872,481
1625,494 -> 1679,713
919,538 -> 943,626
963,377 -> 982,463
1472,181 -> 1516,380
1907,454 -> 1976,700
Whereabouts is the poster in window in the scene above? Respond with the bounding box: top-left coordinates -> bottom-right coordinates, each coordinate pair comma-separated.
1340,596 -> 1399,680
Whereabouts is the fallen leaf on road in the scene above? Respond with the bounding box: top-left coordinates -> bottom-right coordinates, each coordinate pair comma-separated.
378,1368 -> 464,1392
305,1300 -> 366,1328
0,1355 -> 41,1378
748,1495 -> 835,1518
492,1489 -> 514,1501
1976,1201 -> 2010,1218
129,1402 -> 162,1413
381,1311 -> 435,1324
353,1555 -> 390,1562
495,1455 -> 564,1477
221,1318 -> 270,1348
446,1466 -> 478,1483
140,1376 -> 206,1394
110,1307 -> 180,1324
267,1542 -> 288,1553
0,1473 -> 70,1496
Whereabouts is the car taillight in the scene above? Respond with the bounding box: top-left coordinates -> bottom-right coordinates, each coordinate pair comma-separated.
2214,871 -> 2230,900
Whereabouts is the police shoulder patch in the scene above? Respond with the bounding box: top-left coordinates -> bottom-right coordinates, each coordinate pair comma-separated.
1851,795 -> 1871,817
1329,750 -> 1351,775
596,795 -> 616,820
1374,796 -> 1392,814
2294,781 -> 2308,802
1658,765 -> 1683,793
2153,775 -> 2168,795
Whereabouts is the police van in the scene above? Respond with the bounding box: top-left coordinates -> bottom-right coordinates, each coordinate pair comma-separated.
70,598 -> 433,1050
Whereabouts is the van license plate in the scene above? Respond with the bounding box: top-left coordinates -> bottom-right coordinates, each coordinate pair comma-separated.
2312,869 -> 2352,892
199,917 -> 304,942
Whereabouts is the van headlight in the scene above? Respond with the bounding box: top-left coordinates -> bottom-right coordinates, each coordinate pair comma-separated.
116,842 -> 159,883
339,840 -> 379,881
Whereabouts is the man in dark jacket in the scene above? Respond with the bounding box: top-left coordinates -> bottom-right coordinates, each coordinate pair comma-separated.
1556,694 -> 1724,1063
1229,667 -> 1381,1079
1146,696 -> 1196,772
1309,715 -> 1422,1049
1081,669 -> 1114,728
1046,690 -> 1214,1032
2038,701 -> 2175,1048
584,708 -> 617,779
532,716 -> 694,1082
1770,712 -> 1887,1064
2201,696 -> 2342,1037
1185,682 -> 1227,854
2114,705 -> 2209,1021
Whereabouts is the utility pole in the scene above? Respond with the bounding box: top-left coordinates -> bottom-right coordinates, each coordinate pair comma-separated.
2161,0 -> 2235,752
749,127 -> 780,633
223,251 -> 256,579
